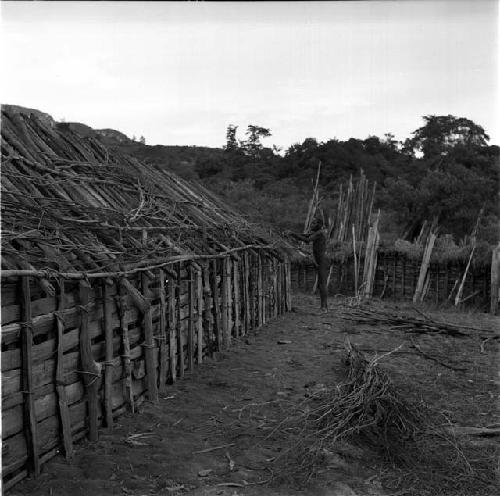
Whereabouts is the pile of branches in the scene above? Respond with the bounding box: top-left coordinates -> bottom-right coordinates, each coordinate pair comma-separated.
337,304 -> 495,339
271,340 -> 496,494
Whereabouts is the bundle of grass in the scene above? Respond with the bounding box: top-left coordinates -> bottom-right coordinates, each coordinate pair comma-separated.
271,339 -> 496,495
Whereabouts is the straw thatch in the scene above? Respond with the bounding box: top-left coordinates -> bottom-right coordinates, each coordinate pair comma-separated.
1,105 -> 291,279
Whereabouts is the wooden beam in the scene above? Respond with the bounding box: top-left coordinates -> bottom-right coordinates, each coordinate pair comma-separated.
285,259 -> 292,311
55,280 -> 74,458
158,269 -> 168,393
249,254 -> 256,329
140,273 -> 159,401
211,259 -> 222,351
176,264 -> 185,378
272,258 -> 278,318
226,258 -> 233,343
202,264 -> 213,355
20,276 -> 40,476
103,281 -> 114,427
168,275 -> 177,382
196,267 -> 203,364
116,283 -> 134,412
221,258 -> 229,349
243,252 -> 250,335
257,254 -> 263,327
78,280 -> 100,442
187,264 -> 195,371
413,233 -> 437,303
233,260 -> 241,336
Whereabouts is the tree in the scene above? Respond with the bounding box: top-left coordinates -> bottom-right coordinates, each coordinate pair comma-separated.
139,135 -> 146,145
243,125 -> 272,157
409,115 -> 490,159
224,125 -> 239,153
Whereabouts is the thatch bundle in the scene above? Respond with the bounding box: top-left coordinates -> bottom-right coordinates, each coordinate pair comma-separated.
1,105 -> 291,279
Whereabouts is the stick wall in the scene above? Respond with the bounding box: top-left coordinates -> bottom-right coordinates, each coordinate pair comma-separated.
1,251 -> 292,489
292,252 -> 491,310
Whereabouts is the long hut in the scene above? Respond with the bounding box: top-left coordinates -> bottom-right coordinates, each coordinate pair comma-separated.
0,106 -> 293,489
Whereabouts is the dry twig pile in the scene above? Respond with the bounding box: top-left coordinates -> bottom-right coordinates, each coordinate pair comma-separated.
337,303 -> 496,339
271,339 -> 496,495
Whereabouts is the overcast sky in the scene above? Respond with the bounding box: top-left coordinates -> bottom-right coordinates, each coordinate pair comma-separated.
1,1 -> 498,148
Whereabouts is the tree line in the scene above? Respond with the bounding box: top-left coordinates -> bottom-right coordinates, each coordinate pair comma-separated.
194,116 -> 499,244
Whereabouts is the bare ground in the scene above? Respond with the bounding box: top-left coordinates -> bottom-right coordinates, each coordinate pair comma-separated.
10,294 -> 499,496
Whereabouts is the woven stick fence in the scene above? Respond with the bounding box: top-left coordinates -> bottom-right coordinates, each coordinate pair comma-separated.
292,251 -> 492,310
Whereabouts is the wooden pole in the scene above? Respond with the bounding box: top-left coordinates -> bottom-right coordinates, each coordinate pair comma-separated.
196,267 -> 203,363
249,254 -> 256,329
211,259 -> 222,351
141,273 -> 159,401
187,264 -> 195,371
491,243 -> 500,314
413,232 -> 437,303
202,264 -> 213,356
158,269 -> 168,393
226,257 -> 233,343
243,252 -> 250,335
116,283 -> 134,412
454,246 -> 476,306
285,259 -> 292,311
21,276 -> 40,475
272,258 -> 278,318
362,212 -> 380,299
79,281 -> 99,442
233,260 -> 241,337
102,281 -> 114,427
221,257 -> 229,349
257,253 -> 263,327
176,264 -> 185,378
55,280 -> 74,457
168,275 -> 177,382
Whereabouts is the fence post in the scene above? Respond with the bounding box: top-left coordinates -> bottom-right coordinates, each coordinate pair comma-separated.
21,276 -> 40,475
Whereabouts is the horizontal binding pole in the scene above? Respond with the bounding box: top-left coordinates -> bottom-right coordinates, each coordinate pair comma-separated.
1,245 -> 280,280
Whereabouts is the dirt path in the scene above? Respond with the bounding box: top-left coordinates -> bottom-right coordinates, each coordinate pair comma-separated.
10,295 -> 498,496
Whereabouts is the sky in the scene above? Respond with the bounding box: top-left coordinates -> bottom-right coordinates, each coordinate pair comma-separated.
1,1 -> 498,149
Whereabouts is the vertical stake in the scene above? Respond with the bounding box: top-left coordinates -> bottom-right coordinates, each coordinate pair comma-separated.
196,267 -> 203,363
176,263 -> 185,378
103,280 -> 114,427
141,273 -> 158,401
117,281 -> 134,412
21,276 -> 40,475
211,259 -> 222,351
56,279 -> 74,456
158,269 -> 168,393
187,264 -> 195,371
168,272 -> 177,382
79,281 -> 99,442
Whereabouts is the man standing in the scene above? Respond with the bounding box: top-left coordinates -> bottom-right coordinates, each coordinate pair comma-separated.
287,218 -> 329,311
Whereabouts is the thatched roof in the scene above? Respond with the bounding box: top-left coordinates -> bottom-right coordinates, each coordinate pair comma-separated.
1,105 -> 289,281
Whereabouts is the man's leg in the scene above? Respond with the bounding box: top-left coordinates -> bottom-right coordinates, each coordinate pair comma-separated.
318,258 -> 329,310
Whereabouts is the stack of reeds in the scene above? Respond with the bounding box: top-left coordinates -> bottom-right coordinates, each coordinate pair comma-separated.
303,162 -> 322,233
328,170 -> 376,245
